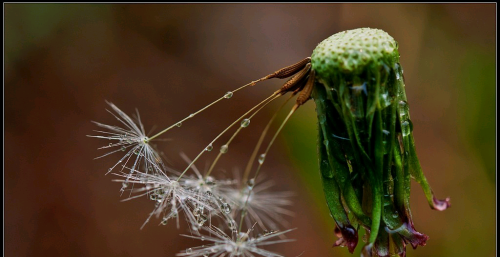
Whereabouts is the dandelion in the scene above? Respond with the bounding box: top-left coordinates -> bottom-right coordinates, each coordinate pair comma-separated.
90,27 -> 450,257
311,28 -> 450,255
177,224 -> 295,257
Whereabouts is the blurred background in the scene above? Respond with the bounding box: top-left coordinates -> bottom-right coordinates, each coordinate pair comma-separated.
5,3 -> 495,257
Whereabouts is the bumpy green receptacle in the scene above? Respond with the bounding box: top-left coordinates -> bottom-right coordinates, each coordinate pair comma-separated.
311,28 -> 449,257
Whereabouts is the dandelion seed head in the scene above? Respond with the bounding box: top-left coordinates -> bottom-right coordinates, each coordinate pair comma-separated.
112,166 -> 214,230
178,225 -> 295,257
88,101 -> 165,184
227,180 -> 294,231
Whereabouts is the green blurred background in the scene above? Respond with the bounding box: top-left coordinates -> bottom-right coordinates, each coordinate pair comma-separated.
5,4 -> 495,257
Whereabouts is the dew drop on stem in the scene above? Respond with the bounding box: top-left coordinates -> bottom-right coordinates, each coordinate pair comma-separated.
241,118 -> 250,128
258,154 -> 266,164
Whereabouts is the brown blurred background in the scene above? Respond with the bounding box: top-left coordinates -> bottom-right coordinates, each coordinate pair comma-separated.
5,3 -> 495,257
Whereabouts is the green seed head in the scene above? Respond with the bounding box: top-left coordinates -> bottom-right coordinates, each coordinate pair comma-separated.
311,28 -> 399,79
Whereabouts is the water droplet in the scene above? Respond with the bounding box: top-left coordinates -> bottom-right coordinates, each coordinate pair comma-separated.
398,100 -> 410,123
121,146 -> 126,151
401,121 -> 411,136
176,122 -> 182,127
161,217 -> 168,225
150,194 -> 157,201
221,202 -> 231,214
392,212 -> 399,218
201,236 -> 205,241
186,248 -> 192,254
198,214 -> 208,226
189,113 -> 194,118
122,182 -> 128,188
258,154 -> 266,164
247,178 -> 255,188
228,220 -> 236,229
205,144 -> 213,152
108,168 -> 112,172
382,129 -> 390,135
205,176 -> 216,186
220,145 -> 228,154
224,91 -> 233,99
240,118 -> 250,128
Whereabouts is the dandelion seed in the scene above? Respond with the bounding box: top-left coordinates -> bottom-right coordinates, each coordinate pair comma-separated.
227,179 -> 294,231
112,165 -> 213,230
177,153 -> 237,226
177,224 -> 295,257
88,101 -> 165,189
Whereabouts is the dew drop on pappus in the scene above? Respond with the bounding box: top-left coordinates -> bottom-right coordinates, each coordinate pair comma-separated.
221,202 -> 231,214
247,178 -> 255,188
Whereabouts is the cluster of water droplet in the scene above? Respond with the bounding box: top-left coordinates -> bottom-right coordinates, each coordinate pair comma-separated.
398,100 -> 413,138
149,187 -> 166,203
